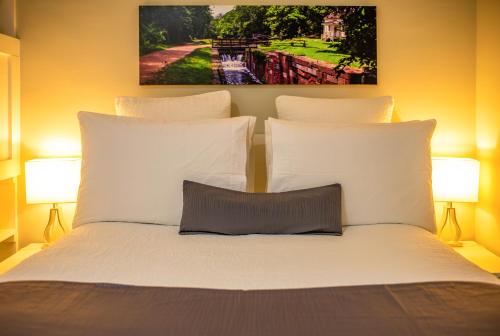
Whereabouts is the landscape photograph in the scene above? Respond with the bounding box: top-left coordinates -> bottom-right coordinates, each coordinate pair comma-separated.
139,5 -> 377,85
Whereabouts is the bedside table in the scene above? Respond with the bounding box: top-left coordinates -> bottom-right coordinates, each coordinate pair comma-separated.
0,243 -> 47,275
453,241 -> 500,278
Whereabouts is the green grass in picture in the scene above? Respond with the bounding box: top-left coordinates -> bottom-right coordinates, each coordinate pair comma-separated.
152,43 -> 174,51
192,39 -> 211,45
140,43 -> 177,56
259,38 -> 358,67
154,47 -> 212,84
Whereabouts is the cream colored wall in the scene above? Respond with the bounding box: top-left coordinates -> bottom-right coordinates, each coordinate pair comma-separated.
475,0 -> 500,255
0,0 -> 17,36
17,0 -> 478,246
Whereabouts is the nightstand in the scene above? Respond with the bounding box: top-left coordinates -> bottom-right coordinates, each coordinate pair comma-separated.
0,243 -> 47,275
453,241 -> 500,278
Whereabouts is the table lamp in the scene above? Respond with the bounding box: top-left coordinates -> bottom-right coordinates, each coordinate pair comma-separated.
25,158 -> 81,243
432,157 -> 480,247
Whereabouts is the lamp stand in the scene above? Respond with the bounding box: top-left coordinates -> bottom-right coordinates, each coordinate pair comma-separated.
44,203 -> 67,243
437,202 -> 463,247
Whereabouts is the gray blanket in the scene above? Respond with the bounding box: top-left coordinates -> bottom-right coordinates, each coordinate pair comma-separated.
0,281 -> 499,335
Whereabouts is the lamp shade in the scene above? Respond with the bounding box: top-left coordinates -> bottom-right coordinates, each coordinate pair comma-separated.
25,158 -> 81,204
432,157 -> 479,203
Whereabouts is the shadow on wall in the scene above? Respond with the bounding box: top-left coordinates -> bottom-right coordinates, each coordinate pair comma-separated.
253,141 -> 267,193
230,103 -> 240,117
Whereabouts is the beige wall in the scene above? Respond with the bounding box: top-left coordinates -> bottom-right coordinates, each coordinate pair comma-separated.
476,0 -> 500,255
0,0 -> 17,36
17,0 -> 478,246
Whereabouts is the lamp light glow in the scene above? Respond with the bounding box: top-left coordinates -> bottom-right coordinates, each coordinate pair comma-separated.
432,157 -> 480,203
25,158 -> 81,204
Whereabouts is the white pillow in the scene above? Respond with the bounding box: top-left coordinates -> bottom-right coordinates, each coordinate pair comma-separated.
74,112 -> 254,228
275,96 -> 394,123
115,90 -> 231,121
266,118 -> 437,232
115,90 -> 257,190
268,96 -> 394,185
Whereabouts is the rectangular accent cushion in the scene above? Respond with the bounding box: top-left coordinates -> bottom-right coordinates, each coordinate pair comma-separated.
266,118 -> 436,232
180,180 -> 342,235
74,112 -> 254,227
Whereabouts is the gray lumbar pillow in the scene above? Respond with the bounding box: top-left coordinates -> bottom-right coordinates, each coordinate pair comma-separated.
180,180 -> 342,235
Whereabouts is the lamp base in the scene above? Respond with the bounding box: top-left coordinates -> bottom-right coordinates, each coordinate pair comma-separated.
44,204 -> 67,243
438,202 -> 463,247
445,240 -> 463,247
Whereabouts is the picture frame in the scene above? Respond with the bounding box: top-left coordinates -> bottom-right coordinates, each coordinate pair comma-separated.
139,5 -> 377,85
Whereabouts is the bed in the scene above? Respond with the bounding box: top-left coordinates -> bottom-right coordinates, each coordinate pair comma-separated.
1,95 -> 499,335
1,222 -> 499,335
1,222 -> 497,288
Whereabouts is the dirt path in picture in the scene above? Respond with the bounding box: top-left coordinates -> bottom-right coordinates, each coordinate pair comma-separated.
140,44 -> 208,84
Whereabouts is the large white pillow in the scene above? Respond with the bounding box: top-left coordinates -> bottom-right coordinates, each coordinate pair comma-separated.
275,96 -> 394,123
74,112 -> 254,228
115,90 -> 231,121
268,96 -> 394,185
266,118 -> 437,232
115,90 -> 258,190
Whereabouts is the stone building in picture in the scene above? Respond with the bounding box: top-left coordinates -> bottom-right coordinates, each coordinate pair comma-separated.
321,12 -> 346,41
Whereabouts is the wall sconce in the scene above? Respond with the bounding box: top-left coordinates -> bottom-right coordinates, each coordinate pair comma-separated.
25,158 -> 81,243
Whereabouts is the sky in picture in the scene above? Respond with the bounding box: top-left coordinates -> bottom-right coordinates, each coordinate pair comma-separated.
210,5 -> 235,17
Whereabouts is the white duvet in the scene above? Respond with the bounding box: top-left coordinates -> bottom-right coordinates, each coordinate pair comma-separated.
1,222 -> 498,289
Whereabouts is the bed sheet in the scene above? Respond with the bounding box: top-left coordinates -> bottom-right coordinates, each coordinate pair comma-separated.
1,222 -> 497,289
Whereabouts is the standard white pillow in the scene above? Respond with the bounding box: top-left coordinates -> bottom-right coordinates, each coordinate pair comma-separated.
275,96 -> 394,123
115,90 -> 257,190
268,96 -> 394,185
115,90 -> 231,121
74,112 -> 254,228
266,118 -> 437,232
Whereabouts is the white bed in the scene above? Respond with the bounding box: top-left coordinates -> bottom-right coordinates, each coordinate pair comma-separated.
2,100 -> 500,334
1,222 -> 497,289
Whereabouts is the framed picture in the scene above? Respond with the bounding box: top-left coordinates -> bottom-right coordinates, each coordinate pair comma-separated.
139,5 -> 377,85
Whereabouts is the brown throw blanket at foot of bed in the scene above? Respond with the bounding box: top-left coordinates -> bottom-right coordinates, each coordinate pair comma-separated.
0,281 -> 499,336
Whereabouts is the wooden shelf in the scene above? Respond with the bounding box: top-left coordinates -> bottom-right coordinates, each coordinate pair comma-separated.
0,228 -> 15,243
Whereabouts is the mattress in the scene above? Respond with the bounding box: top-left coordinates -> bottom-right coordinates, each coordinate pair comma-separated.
1,222 -> 498,289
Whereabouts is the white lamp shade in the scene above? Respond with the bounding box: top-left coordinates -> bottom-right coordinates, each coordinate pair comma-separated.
432,157 -> 479,203
25,158 -> 81,204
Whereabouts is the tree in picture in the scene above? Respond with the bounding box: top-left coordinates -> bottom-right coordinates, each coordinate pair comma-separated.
333,6 -> 377,83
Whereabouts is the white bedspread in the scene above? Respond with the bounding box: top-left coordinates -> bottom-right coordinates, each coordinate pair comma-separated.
1,222 -> 498,289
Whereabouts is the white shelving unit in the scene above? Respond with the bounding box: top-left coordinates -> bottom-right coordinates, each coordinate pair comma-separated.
0,228 -> 15,243
0,33 -> 21,255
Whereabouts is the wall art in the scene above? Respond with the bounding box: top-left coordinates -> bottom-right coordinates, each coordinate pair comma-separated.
139,6 -> 377,85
